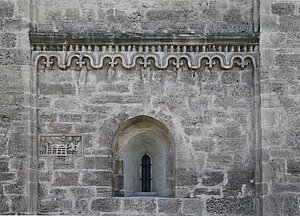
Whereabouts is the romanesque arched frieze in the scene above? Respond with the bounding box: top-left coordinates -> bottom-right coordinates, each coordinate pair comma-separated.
32,43 -> 259,70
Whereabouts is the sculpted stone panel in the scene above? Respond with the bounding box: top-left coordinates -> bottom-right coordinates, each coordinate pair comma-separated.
39,135 -> 83,156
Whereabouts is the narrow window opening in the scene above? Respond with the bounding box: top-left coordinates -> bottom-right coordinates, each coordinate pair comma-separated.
141,154 -> 151,192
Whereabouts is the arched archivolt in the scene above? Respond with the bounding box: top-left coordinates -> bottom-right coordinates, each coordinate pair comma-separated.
112,115 -> 175,197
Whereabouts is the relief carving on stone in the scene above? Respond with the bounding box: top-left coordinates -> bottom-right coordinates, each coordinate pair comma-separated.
39,135 -> 83,156
32,43 -> 258,70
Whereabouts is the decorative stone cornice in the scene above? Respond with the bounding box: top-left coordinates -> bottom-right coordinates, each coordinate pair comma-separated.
31,33 -> 259,70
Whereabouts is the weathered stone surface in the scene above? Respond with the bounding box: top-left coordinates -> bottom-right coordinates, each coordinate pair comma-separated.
91,198 -> 120,212
39,200 -> 72,213
83,156 -> 111,170
52,172 -> 79,186
202,171 -> 224,186
271,3 -> 295,15
206,197 -> 253,215
158,199 -> 181,214
287,160 -> 300,175
176,168 -> 196,186
39,83 -> 76,95
0,158 -> 9,172
71,187 -> 95,199
182,198 -> 203,215
0,33 -> 17,48
82,171 -> 111,186
0,1 -> 14,18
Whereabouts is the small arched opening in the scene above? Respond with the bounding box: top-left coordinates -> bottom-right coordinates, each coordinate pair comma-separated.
112,115 -> 175,197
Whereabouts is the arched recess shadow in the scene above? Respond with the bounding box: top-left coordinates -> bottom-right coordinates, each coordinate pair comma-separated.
112,115 -> 175,197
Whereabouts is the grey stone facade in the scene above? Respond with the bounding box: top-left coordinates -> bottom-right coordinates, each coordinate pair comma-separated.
0,0 -> 299,215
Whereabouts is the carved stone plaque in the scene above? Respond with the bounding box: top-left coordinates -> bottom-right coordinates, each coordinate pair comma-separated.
39,134 -> 83,156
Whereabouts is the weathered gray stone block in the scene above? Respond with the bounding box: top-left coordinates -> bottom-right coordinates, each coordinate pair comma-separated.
194,188 -> 221,196
182,198 -> 203,215
39,200 -> 72,213
59,114 -> 82,122
0,196 -> 9,213
96,187 -> 112,197
71,187 -> 95,199
287,160 -> 300,175
91,198 -> 120,212
176,168 -> 196,186
39,83 -> 76,95
0,1 -> 14,18
206,197 -> 253,215
124,199 -> 143,213
228,170 -> 254,185
0,173 -> 15,181
0,158 -> 9,172
272,3 -> 295,15
52,172 -> 79,186
4,183 -> 24,194
82,171 -> 111,186
75,199 -> 89,213
53,158 -> 75,169
283,195 -> 299,216
83,156 -> 111,170
202,171 -> 224,186
0,33 -> 17,48
158,199 -> 181,214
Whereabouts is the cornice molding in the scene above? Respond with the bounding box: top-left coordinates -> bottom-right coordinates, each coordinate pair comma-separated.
31,33 -> 259,70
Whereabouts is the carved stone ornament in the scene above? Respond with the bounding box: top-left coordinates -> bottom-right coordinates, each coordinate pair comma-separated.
39,135 -> 83,156
31,34 -> 259,70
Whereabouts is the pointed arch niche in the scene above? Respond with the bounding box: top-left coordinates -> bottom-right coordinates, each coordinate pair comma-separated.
112,115 -> 175,197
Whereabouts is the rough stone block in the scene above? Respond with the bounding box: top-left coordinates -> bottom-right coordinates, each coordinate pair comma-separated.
182,198 -> 203,215
124,199 -> 143,213
52,172 -> 79,186
53,158 -> 75,169
206,197 -> 253,215
227,170 -> 254,185
218,137 -> 247,151
287,160 -> 300,175
75,199 -> 89,213
0,2 -> 14,18
0,196 -> 9,213
4,183 -> 24,194
158,199 -> 181,214
71,187 -> 95,199
0,158 -> 9,172
39,83 -> 76,95
47,123 -> 73,133
59,114 -> 82,122
39,200 -> 72,213
74,124 -> 97,133
91,198 -> 120,212
82,171 -> 111,186
176,168 -> 196,186
276,54 -> 300,66
202,171 -> 224,186
0,173 -> 15,181
143,199 -> 157,213
283,195 -> 299,216
0,33 -> 17,48
194,188 -> 221,196
83,156 -> 111,170
272,3 -> 295,15
192,138 -> 216,152
96,187 -> 112,197
48,188 -> 67,199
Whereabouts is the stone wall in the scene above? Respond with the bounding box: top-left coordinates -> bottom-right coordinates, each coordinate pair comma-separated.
34,46 -> 257,214
33,0 -> 254,34
260,1 -> 300,215
0,0 -> 32,214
